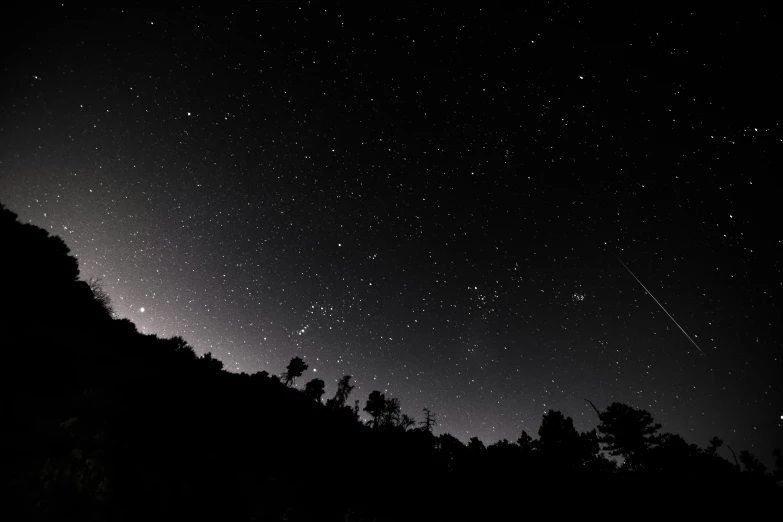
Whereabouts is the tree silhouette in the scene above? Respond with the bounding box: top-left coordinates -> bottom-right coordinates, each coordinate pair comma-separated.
326,375 -> 355,409
381,396 -> 402,429
437,433 -> 465,472
517,430 -> 536,453
487,438 -> 518,466
420,408 -> 437,433
468,437 -> 485,451
648,432 -> 703,474
303,378 -> 326,402
399,413 -> 416,430
588,400 -> 661,471
705,436 -> 723,457
283,356 -> 308,387
163,335 -> 199,368
364,390 -> 386,429
538,411 -> 577,448
579,429 -> 605,470
86,277 -> 115,319
200,352 -> 224,372
538,410 -> 586,469
739,450 -> 767,476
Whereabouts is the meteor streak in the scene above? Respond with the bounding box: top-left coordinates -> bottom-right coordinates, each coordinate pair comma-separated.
615,255 -> 705,356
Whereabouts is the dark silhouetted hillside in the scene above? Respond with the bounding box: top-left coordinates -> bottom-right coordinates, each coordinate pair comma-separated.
1,202 -> 780,520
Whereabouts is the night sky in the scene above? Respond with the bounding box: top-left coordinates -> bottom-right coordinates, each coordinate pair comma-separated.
1,5 -> 780,463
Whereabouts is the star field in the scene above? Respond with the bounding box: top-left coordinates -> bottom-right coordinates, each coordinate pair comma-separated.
0,5 -> 780,464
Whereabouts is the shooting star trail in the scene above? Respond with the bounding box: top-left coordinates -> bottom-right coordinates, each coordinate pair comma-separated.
615,255 -> 705,356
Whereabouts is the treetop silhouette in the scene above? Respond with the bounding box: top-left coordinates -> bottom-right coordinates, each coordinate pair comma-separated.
587,399 -> 662,471
304,378 -> 326,402
283,356 -> 308,386
326,375 -> 355,410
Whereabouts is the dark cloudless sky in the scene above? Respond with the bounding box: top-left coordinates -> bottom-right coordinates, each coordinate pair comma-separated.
1,4 -> 780,464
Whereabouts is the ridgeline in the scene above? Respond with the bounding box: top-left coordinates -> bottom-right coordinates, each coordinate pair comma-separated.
1,203 -> 780,520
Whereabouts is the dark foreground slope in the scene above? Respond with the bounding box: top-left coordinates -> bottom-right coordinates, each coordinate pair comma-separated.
1,203 -> 780,521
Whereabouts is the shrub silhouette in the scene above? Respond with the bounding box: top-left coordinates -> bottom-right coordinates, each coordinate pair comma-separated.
740,450 -> 767,476
303,378 -> 326,402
